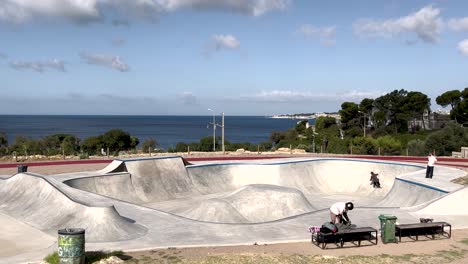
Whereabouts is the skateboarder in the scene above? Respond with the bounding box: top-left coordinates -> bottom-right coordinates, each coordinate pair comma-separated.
370,171 -> 381,188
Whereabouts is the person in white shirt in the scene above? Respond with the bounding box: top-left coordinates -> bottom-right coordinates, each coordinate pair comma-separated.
329,202 -> 354,224
426,153 -> 437,179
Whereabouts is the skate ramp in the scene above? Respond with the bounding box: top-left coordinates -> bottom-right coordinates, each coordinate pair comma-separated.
170,184 -> 315,223
414,186 -> 468,215
62,157 -> 454,224
0,173 -> 147,242
65,172 -> 143,203
187,159 -> 423,198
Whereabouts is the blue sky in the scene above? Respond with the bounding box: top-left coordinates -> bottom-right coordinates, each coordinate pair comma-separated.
1,0 -> 467,115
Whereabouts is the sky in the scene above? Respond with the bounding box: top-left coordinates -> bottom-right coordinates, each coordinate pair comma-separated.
1,0 -> 468,116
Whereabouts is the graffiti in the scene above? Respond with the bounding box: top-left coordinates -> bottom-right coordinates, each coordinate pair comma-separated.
58,234 -> 84,258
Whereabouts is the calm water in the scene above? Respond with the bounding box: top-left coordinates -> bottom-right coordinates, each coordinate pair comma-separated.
0,115 -> 311,149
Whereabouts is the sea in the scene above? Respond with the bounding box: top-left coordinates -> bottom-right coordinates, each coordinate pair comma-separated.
0,115 -> 314,150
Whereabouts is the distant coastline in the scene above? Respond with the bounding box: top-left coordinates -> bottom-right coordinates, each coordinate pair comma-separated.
269,112 -> 340,120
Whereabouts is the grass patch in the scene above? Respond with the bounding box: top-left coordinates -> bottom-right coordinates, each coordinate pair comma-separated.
43,251 -> 59,264
461,238 -> 468,245
43,250 -> 129,264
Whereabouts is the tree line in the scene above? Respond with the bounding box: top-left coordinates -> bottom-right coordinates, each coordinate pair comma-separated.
266,87 -> 468,156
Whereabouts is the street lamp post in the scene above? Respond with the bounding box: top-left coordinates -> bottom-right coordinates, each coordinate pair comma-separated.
359,111 -> 367,137
208,108 -> 216,151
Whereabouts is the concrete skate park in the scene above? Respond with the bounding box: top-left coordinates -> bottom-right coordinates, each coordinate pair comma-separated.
1,156 -> 468,263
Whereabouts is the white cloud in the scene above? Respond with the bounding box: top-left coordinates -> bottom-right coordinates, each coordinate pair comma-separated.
0,0 -> 101,24
229,90 -> 382,103
353,5 -> 443,43
458,39 -> 468,56
163,0 -> 290,16
80,52 -> 129,72
204,34 -> 240,56
297,24 -> 336,46
0,0 -> 289,24
448,17 -> 468,32
9,59 -> 65,72
213,34 -> 240,50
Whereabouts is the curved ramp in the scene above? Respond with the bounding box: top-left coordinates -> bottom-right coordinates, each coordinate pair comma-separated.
415,187 -> 468,215
171,184 -> 315,223
61,157 -> 460,224
0,173 -> 146,242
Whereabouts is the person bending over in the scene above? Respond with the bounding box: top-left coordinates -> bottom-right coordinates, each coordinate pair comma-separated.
330,202 -> 354,225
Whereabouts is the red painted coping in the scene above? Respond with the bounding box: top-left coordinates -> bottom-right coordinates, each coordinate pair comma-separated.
0,159 -> 112,169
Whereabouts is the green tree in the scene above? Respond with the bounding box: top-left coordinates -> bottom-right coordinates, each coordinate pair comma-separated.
436,90 -> 461,122
425,123 -> 468,155
451,88 -> 468,124
0,132 -> 8,156
269,131 -> 286,145
374,89 -> 410,133
405,91 -> 431,131
294,120 -> 308,134
80,136 -> 104,155
141,138 -> 158,153
315,116 -> 336,130
101,129 -> 134,153
61,135 -> 80,155
339,102 -> 359,130
359,98 -> 374,129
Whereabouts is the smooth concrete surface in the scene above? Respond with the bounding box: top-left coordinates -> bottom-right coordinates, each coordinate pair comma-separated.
0,156 -> 467,263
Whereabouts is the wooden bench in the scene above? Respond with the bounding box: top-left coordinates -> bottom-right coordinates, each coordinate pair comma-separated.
395,222 -> 451,242
312,227 -> 378,249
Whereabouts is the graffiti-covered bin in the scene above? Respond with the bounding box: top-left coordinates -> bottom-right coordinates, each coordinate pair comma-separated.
58,228 -> 85,264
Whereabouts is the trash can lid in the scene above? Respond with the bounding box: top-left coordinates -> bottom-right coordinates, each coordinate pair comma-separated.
58,228 -> 85,235
378,215 -> 397,220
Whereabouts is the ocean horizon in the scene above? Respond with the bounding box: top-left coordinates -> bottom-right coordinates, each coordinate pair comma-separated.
0,115 -> 314,150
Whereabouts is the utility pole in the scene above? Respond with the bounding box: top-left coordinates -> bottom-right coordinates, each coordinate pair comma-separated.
208,108 -> 216,151
221,112 -> 225,153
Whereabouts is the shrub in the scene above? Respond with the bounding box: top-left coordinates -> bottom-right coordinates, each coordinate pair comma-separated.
425,123 -> 468,156
141,138 -> 158,153
377,135 -> 402,155
407,139 -> 426,156
352,137 -> 378,155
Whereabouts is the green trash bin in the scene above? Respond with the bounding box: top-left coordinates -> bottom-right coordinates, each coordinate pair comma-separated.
378,215 -> 397,243
58,228 -> 85,264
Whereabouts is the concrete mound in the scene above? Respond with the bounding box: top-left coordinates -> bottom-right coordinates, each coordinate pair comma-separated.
0,173 -> 147,242
171,184 -> 314,223
171,199 -> 250,223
